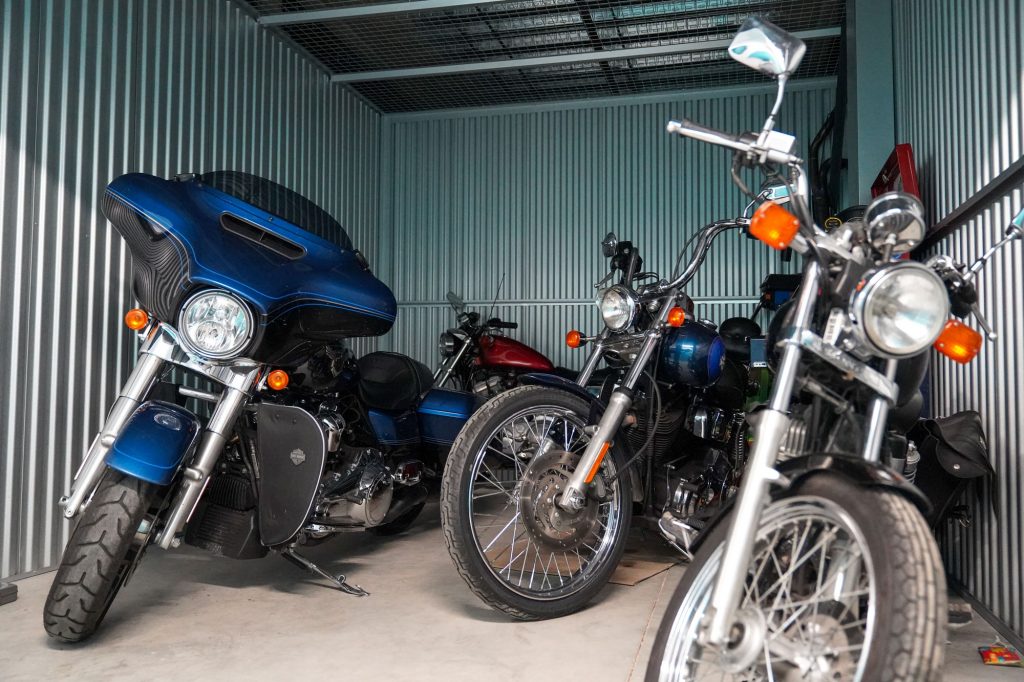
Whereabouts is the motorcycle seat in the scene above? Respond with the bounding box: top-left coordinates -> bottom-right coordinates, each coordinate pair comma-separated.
356,352 -> 434,412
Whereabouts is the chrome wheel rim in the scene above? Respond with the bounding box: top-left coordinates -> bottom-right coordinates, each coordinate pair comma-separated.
466,405 -> 623,600
657,496 -> 877,681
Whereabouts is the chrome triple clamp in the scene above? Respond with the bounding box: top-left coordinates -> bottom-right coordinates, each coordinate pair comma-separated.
280,547 -> 370,597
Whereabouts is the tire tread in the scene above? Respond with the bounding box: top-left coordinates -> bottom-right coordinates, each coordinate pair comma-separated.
43,471 -> 155,643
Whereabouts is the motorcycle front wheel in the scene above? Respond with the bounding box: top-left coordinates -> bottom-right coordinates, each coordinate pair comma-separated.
441,385 -> 632,620
44,469 -> 157,642
647,473 -> 946,681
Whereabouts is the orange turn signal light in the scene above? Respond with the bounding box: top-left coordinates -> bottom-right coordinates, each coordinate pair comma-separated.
934,319 -> 982,364
124,308 -> 149,331
667,306 -> 686,327
267,369 -> 290,391
750,201 -> 800,250
566,330 -> 584,349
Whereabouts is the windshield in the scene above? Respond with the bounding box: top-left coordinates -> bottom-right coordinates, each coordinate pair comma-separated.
196,171 -> 353,251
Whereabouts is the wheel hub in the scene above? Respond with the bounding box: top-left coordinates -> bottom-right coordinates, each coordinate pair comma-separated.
519,449 -> 599,551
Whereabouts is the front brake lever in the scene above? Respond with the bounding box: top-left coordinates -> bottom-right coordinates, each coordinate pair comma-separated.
594,270 -> 615,289
970,303 -> 997,341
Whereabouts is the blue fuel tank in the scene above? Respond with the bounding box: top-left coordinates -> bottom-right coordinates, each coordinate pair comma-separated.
658,321 -> 726,387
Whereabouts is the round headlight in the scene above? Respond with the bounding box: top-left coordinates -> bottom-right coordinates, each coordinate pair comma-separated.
177,290 -> 254,360
599,285 -> 637,331
852,263 -> 949,357
438,331 -> 457,357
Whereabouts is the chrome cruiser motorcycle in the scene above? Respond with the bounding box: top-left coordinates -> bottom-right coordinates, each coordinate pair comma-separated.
647,17 -> 1020,680
440,205 -> 770,618
44,171 -> 476,642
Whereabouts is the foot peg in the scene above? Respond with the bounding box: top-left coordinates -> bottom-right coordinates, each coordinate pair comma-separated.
281,548 -> 369,597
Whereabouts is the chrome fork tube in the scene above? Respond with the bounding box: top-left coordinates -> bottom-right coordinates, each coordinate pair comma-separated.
434,341 -> 470,387
560,301 -> 672,511
576,330 -> 609,386
861,359 -> 898,462
157,375 -> 256,549
706,260 -> 822,645
61,329 -> 173,518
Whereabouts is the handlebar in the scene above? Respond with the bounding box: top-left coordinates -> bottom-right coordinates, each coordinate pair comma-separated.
666,118 -> 802,166
660,219 -> 746,293
487,318 -> 518,330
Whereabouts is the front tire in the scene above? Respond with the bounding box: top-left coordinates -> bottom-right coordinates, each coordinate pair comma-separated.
44,469 -> 157,643
441,385 -> 633,620
647,473 -> 946,681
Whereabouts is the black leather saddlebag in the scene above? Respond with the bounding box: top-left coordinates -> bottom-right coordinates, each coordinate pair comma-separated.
909,410 -> 994,528
357,352 -> 434,411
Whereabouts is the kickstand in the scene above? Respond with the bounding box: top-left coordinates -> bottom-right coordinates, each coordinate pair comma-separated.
281,547 -> 369,597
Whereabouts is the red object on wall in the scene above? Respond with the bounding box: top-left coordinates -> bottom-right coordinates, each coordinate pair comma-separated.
478,335 -> 555,372
871,143 -> 920,199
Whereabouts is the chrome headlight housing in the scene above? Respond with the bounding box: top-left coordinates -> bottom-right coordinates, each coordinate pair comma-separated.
851,262 -> 949,357
438,331 -> 457,357
598,285 -> 637,332
177,290 -> 254,360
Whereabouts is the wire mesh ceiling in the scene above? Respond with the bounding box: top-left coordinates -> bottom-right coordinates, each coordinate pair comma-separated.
243,0 -> 844,112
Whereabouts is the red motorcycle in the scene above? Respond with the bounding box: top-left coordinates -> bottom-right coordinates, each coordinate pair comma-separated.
434,292 -> 572,396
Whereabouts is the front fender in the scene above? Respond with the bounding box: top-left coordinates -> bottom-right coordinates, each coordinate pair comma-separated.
690,454 -> 931,554
518,372 -> 605,409
106,401 -> 200,486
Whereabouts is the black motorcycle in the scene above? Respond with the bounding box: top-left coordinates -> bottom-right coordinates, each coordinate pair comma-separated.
44,171 -> 476,642
439,216 -> 765,619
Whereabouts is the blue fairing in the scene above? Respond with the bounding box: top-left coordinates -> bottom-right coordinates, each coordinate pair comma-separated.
107,401 -> 200,485
104,173 -> 396,331
418,389 -> 478,445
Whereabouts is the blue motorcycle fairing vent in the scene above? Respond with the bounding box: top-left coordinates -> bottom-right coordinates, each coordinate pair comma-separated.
106,401 -> 201,486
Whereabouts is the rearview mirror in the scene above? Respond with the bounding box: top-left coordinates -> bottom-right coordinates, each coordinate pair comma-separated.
728,17 -> 806,78
446,290 -> 465,313
865,192 -> 927,255
1011,207 -> 1024,236
602,232 -> 618,258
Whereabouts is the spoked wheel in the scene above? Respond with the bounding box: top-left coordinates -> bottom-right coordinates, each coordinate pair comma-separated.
647,474 -> 945,681
441,385 -> 632,620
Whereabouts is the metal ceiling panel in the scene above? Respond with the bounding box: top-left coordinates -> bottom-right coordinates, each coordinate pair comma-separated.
244,0 -> 845,111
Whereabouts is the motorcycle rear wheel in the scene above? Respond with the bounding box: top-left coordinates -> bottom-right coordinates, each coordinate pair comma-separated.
441,385 -> 632,620
647,473 -> 945,681
44,469 -> 157,642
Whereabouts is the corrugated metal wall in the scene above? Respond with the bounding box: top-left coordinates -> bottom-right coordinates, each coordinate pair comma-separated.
0,0 -> 381,579
893,0 -> 1023,639
380,82 -> 835,369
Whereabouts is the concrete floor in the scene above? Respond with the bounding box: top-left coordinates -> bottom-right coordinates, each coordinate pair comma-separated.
0,503 -> 1017,681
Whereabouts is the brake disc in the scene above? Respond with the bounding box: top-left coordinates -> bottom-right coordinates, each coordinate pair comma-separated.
519,449 -> 599,551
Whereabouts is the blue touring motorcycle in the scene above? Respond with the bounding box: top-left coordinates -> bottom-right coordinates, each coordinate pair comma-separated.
44,171 -> 475,642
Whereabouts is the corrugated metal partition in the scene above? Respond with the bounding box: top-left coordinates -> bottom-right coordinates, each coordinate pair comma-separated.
0,0 -> 381,578
893,0 -> 1023,639
381,82 -> 834,369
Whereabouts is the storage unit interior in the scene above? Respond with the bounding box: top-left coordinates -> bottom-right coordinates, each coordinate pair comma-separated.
0,0 -> 1021,676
